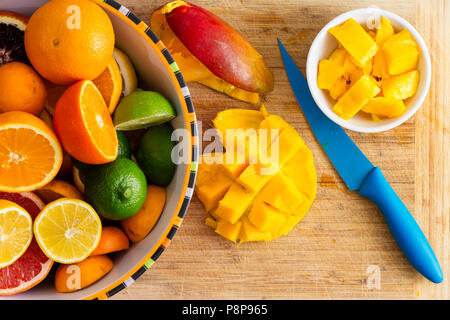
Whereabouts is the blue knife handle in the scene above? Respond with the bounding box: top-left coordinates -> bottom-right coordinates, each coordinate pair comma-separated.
359,167 -> 443,283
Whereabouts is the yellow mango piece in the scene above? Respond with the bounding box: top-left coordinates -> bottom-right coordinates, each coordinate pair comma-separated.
362,97 -> 406,118
215,219 -> 242,243
215,183 -> 254,224
237,163 -> 277,194
205,217 -> 218,229
270,127 -> 305,168
281,146 -> 317,200
328,18 -> 378,67
372,50 -> 389,80
239,217 -> 271,242
248,200 -> 287,232
317,59 -> 345,90
333,75 -> 380,120
196,153 -> 233,211
375,16 -> 395,45
329,48 -> 348,65
382,29 -> 419,75
343,53 -> 358,78
329,77 -> 349,100
257,172 -> 308,213
382,70 -> 419,100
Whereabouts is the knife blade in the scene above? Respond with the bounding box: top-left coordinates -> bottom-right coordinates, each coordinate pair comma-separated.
278,39 -> 443,283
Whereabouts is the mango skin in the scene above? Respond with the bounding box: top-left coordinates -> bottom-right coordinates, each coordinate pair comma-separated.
164,1 -> 273,93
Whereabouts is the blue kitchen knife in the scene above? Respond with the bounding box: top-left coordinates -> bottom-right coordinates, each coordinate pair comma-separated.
278,39 -> 443,283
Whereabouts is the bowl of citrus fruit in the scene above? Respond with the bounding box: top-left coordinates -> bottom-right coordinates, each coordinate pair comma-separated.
0,0 -> 196,299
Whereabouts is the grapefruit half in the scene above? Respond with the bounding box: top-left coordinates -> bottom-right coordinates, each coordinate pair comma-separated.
0,192 -> 53,296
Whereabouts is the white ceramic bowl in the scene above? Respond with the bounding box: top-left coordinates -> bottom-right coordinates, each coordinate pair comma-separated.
306,7 -> 431,133
1,0 -> 198,299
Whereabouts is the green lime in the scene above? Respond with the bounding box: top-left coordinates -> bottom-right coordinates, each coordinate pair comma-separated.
72,130 -> 131,172
85,157 -> 147,220
136,123 -> 176,186
113,90 -> 176,131
116,130 -> 131,158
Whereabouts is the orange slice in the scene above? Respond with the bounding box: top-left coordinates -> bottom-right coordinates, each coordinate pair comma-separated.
35,179 -> 84,203
0,111 -> 63,192
0,199 -> 33,268
53,80 -> 118,164
93,57 -> 123,114
33,198 -> 102,264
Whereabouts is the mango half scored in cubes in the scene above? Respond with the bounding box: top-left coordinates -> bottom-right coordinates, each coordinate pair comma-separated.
319,16 -> 420,121
195,107 -> 317,244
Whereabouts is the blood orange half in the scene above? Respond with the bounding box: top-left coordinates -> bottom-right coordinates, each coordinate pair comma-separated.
0,191 -> 53,296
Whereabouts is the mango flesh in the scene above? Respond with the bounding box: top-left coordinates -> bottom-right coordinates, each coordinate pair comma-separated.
152,1 -> 273,103
318,16 -> 420,121
195,108 -> 317,243
382,70 -> 419,100
333,75 -> 380,120
361,97 -> 406,118
382,29 -> 419,75
328,18 -> 378,67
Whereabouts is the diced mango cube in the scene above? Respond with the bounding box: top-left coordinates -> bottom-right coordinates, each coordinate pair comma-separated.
362,97 -> 406,118
382,29 -> 419,75
329,77 -> 349,100
270,126 -> 305,168
382,70 -> 419,100
257,172 -> 308,213
333,75 -> 380,120
281,146 -> 317,200
329,48 -> 348,65
239,217 -> 271,242
343,53 -> 358,77
375,16 -> 395,45
196,154 -> 233,211
248,200 -> 287,232
205,217 -> 218,229
215,183 -> 254,224
328,18 -> 378,67
317,59 -> 345,90
237,163 -> 277,193
372,50 -> 389,80
215,219 -> 242,243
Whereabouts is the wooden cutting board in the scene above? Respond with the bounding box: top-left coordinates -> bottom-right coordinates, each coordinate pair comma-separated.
113,0 -> 449,299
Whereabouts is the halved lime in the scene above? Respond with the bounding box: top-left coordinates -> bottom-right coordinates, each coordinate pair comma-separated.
113,91 -> 176,130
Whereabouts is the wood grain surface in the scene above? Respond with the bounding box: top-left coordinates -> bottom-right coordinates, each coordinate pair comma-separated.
112,0 -> 449,300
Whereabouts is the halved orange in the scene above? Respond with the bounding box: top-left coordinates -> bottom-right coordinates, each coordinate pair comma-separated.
53,80 -> 118,164
0,199 -> 33,268
93,57 -> 123,114
0,111 -> 63,192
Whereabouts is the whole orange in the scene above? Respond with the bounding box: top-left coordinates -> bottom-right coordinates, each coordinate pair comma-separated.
24,0 -> 115,85
0,62 -> 47,116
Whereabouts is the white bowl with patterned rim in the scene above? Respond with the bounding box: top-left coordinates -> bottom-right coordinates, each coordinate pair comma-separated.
306,7 -> 431,133
1,0 -> 197,300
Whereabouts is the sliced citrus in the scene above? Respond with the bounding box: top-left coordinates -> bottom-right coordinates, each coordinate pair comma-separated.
0,199 -> 33,268
113,48 -> 138,96
0,111 -> 63,192
33,198 -> 102,264
0,11 -> 29,66
53,80 -> 118,164
0,191 -> 53,296
35,179 -> 84,203
93,57 -> 123,114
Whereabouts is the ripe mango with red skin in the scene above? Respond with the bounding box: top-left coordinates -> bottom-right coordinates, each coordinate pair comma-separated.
161,1 -> 273,94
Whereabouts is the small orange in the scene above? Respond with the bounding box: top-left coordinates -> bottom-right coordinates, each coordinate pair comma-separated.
0,62 -> 47,116
35,179 -> 84,204
121,185 -> 166,243
93,57 -> 123,114
0,111 -> 63,192
54,255 -> 113,293
90,226 -> 129,256
24,0 -> 115,85
53,80 -> 118,164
